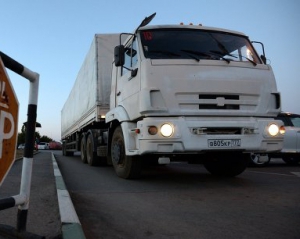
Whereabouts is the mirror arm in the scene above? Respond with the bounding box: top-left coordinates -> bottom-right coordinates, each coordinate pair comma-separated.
131,68 -> 138,77
121,66 -> 138,78
252,41 -> 267,64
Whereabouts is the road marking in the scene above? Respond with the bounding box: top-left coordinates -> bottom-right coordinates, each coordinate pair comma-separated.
291,172 -> 300,177
51,153 -> 86,239
247,170 -> 297,177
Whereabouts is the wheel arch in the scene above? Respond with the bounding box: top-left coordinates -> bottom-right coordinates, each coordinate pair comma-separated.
106,106 -> 130,124
106,106 -> 137,156
108,121 -> 139,157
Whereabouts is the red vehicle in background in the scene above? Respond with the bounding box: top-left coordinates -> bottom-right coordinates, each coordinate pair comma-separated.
48,141 -> 62,150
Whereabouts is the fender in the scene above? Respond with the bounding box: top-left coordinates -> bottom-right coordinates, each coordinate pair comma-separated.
105,106 -> 130,123
120,122 -> 139,156
106,106 -> 139,156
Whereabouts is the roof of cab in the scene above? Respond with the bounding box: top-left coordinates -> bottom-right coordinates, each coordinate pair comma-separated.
139,24 -> 247,37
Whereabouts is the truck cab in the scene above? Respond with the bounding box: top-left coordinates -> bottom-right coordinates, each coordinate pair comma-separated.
61,13 -> 284,179
105,20 -> 284,178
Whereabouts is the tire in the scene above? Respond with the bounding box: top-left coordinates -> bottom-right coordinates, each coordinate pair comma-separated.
62,141 -> 74,156
62,143 -> 66,156
282,155 -> 300,165
80,135 -> 87,164
249,153 -> 270,167
66,151 -> 74,156
204,153 -> 248,177
111,126 -> 141,179
86,133 -> 99,166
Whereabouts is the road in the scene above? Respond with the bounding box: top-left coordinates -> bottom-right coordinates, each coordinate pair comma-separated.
54,152 -> 300,239
0,152 -> 61,239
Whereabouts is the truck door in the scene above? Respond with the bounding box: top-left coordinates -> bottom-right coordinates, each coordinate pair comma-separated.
116,37 -> 141,119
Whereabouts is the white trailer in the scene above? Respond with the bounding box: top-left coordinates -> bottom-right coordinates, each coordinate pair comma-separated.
61,34 -> 118,140
61,13 -> 285,179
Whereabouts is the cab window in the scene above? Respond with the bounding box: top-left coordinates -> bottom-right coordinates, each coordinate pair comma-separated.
122,38 -> 138,75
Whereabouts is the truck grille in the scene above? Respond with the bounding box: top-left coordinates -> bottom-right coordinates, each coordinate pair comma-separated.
191,127 -> 242,135
176,93 -> 258,111
198,94 -> 239,110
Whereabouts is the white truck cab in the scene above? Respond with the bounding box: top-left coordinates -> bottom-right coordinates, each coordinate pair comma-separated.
105,13 -> 284,178
62,13 -> 284,179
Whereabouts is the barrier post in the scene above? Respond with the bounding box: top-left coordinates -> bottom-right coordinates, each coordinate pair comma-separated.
0,51 -> 43,239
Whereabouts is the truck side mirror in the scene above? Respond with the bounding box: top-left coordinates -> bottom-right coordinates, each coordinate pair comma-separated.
114,45 -> 125,67
260,55 -> 267,64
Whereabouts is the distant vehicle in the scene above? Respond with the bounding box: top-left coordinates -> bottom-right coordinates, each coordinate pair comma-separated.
17,143 -> 38,150
18,144 -> 25,149
48,141 -> 62,150
250,112 -> 300,166
37,142 -> 49,150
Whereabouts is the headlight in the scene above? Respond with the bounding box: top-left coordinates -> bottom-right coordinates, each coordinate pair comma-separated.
267,123 -> 279,136
160,123 -> 174,137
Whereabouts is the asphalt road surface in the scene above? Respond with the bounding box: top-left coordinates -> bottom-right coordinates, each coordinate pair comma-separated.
55,152 -> 300,239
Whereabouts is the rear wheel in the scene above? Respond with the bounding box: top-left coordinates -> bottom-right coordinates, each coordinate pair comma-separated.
80,135 -> 87,164
111,126 -> 141,179
62,141 -> 74,156
86,133 -> 99,166
66,151 -> 74,156
204,153 -> 248,177
62,143 -> 66,156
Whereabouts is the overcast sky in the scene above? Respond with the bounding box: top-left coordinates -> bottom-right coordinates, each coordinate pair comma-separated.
1,0 -> 299,141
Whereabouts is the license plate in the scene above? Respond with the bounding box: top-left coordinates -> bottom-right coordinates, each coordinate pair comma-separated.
208,139 -> 241,148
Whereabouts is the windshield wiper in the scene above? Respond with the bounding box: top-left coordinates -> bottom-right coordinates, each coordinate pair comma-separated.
208,33 -> 236,64
181,49 -> 211,57
210,50 -> 237,59
181,49 -> 219,62
243,56 -> 257,66
211,50 -> 257,66
209,50 -> 236,64
180,49 -> 207,62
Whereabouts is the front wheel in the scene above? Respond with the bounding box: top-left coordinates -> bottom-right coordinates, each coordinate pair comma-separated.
80,135 -> 87,164
282,155 -> 300,165
111,126 -> 141,179
204,153 -> 249,177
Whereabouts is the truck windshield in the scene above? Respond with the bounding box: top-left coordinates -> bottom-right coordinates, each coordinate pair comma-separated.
140,29 -> 261,64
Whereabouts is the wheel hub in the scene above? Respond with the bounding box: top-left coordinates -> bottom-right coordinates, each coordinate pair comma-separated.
112,142 -> 123,165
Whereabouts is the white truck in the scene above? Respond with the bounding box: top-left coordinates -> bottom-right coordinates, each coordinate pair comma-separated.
61,13 -> 285,178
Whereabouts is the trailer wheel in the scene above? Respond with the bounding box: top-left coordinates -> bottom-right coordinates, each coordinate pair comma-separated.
66,151 -> 74,156
62,143 -> 66,156
111,126 -> 141,179
80,136 -> 87,164
62,142 -> 74,156
86,133 -> 98,166
204,153 -> 248,177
